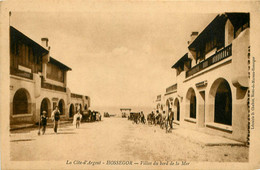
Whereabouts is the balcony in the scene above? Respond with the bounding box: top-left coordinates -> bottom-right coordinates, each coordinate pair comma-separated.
156,95 -> 161,102
165,83 -> 177,95
10,67 -> 33,80
186,44 -> 232,78
71,93 -> 83,99
41,76 -> 66,92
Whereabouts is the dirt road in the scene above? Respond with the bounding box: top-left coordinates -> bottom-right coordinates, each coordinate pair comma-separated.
10,117 -> 248,162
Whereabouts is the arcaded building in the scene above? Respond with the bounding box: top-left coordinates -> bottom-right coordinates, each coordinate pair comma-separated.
156,13 -> 250,143
10,26 -> 90,125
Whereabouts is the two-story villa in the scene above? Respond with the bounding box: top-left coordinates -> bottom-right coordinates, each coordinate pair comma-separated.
156,13 -> 250,143
10,26 -> 90,125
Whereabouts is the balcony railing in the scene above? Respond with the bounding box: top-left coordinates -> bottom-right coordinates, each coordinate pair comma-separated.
71,93 -> 83,99
41,77 -> 66,92
166,83 -> 177,94
156,95 -> 161,101
186,44 -> 232,78
10,67 -> 33,80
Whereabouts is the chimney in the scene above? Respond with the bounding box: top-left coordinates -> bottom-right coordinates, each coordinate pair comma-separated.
41,38 -> 50,63
41,38 -> 49,48
189,32 -> 199,44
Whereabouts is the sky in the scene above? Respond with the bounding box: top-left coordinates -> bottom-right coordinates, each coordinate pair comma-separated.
10,9 -> 217,111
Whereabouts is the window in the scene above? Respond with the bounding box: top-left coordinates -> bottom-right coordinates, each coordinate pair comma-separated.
47,63 -> 65,82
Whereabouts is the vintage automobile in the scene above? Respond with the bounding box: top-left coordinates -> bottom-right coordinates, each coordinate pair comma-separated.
82,110 -> 91,122
81,110 -> 101,122
104,112 -> 110,117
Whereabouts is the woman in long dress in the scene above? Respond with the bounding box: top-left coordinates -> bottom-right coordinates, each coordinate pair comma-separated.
73,111 -> 82,128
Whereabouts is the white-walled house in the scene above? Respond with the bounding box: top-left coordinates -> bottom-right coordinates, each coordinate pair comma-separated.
10,26 -> 90,125
155,13 -> 250,143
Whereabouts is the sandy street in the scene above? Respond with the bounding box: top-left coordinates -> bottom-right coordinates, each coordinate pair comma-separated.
10,118 -> 248,162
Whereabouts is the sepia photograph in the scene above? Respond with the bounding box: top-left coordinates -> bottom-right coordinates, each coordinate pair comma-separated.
1,0 -> 260,169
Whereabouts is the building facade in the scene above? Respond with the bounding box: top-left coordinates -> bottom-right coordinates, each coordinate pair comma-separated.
155,13 -> 250,143
10,26 -> 90,125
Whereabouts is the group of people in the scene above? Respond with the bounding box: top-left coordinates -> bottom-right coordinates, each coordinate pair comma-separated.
128,111 -> 145,124
148,108 -> 174,131
39,106 -> 83,135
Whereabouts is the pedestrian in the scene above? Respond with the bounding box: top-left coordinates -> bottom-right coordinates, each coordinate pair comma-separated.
140,111 -> 145,124
51,106 -> 60,134
91,111 -> 94,121
151,111 -> 155,125
162,111 -> 167,122
73,110 -> 82,128
168,108 -> 174,129
41,111 -> 48,135
155,110 -> 159,126
93,111 -> 96,121
95,112 -> 99,121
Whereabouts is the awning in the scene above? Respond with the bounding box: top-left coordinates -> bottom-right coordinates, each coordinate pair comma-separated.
188,14 -> 227,50
10,26 -> 49,56
225,13 -> 249,30
171,53 -> 190,69
49,57 -> 72,71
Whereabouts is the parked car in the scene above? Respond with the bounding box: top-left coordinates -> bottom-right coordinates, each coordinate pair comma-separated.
104,112 -> 110,117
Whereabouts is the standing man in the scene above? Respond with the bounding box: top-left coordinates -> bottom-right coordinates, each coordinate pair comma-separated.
93,111 -> 96,121
140,111 -> 145,124
151,111 -> 155,125
155,110 -> 159,126
168,108 -> 174,129
51,106 -> 60,134
162,111 -> 167,128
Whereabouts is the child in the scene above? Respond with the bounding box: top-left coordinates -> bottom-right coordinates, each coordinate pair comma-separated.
41,111 -> 48,135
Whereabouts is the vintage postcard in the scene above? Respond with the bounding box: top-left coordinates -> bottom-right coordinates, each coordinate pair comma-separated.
1,0 -> 260,169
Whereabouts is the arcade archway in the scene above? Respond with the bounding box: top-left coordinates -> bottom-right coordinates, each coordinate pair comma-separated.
69,104 -> 75,118
13,88 -> 31,115
58,99 -> 65,115
186,88 -> 197,119
210,78 -> 232,125
174,98 -> 180,121
40,98 -> 51,117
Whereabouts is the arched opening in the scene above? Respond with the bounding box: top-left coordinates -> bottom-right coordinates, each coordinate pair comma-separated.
79,104 -> 82,113
166,99 -> 171,114
186,88 -> 197,119
190,91 -> 196,119
84,104 -> 88,111
13,88 -> 31,115
69,104 -> 75,118
58,99 -> 65,115
174,98 -> 180,121
40,98 -> 51,117
160,104 -> 163,112
156,103 -> 160,111
214,80 -> 232,125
